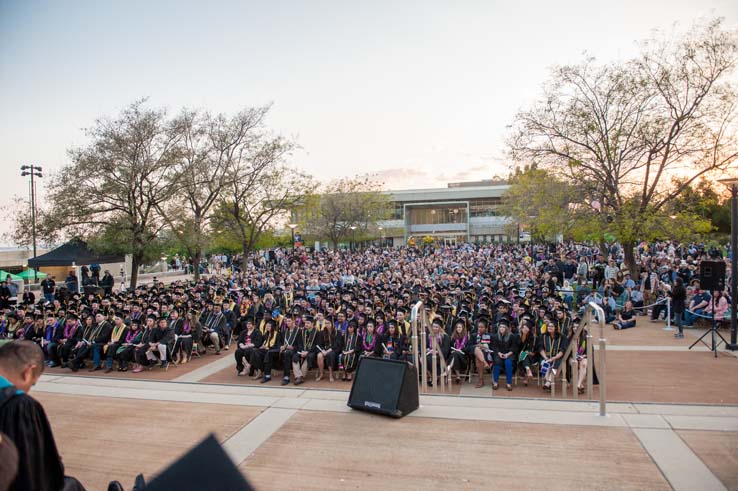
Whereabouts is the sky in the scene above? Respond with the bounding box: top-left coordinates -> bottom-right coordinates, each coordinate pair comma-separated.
1,0 -> 737,244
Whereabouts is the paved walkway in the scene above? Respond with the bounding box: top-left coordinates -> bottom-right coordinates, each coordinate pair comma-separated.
34,374 -> 738,490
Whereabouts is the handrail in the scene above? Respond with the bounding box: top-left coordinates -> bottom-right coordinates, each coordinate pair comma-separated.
410,301 -> 448,394
411,301 -> 425,394
558,301 -> 607,416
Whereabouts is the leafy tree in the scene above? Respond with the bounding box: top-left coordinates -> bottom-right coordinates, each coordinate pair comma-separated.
39,100 -> 182,287
297,175 -> 391,250
508,19 -> 738,273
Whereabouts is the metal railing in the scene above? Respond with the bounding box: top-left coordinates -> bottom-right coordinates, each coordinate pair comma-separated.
557,301 -> 607,416
410,301 -> 448,394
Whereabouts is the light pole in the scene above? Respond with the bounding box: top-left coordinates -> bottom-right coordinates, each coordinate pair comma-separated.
719,178 -> 738,349
20,165 -> 42,283
350,225 -> 357,252
378,226 -> 384,248
287,223 -> 298,250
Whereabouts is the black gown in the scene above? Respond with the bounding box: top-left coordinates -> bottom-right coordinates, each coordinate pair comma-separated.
339,332 -> 361,373
448,335 -> 472,372
319,329 -> 343,370
0,385 -> 84,491
235,328 -> 263,374
381,332 -> 406,361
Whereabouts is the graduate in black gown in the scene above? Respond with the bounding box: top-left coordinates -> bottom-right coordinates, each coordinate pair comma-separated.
235,317 -> 263,377
381,320 -> 406,361
537,321 -> 568,391
447,319 -> 471,384
316,321 -> 342,382
339,320 -> 361,381
423,317 -> 451,385
292,315 -> 318,385
278,317 -> 302,385
115,319 -> 142,372
0,341 -> 86,491
517,318 -> 537,386
253,320 -> 281,383
359,319 -> 382,359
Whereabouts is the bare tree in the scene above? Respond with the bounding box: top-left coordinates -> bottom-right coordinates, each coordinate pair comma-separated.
299,175 -> 390,250
156,106 -> 267,279
211,129 -> 315,269
509,18 -> 738,272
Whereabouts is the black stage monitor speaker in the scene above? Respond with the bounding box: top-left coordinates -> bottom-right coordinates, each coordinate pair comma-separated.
699,260 -> 726,292
347,357 -> 419,418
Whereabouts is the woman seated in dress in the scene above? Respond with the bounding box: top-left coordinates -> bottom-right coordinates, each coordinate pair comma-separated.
381,320 -> 406,361
115,318 -> 142,372
172,309 -> 196,364
469,317 -> 493,388
491,319 -> 519,391
339,320 -> 361,382
613,301 -> 636,330
316,320 -> 343,382
360,319 -> 382,359
517,318 -> 537,386
447,319 -> 470,384
537,320 -> 568,391
235,317 -> 263,377
424,317 -> 450,386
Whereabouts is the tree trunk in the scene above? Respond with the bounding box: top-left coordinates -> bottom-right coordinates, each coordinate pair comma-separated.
193,250 -> 202,281
241,243 -> 250,271
129,253 -> 143,289
599,239 -> 609,258
623,240 -> 637,276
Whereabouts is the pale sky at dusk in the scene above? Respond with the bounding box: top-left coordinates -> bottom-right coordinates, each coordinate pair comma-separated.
1,0 -> 737,243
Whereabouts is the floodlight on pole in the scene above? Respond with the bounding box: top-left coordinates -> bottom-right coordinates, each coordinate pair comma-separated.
20,164 -> 43,283
350,225 -> 357,252
287,223 -> 298,250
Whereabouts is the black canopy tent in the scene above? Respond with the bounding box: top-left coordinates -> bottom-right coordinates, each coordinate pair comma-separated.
27,238 -> 124,268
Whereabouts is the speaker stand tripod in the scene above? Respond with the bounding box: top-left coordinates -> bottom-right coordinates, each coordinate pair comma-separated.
689,295 -> 728,358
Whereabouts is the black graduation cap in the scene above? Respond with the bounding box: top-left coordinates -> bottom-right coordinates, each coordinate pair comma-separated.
431,316 -> 444,327
144,434 -> 253,491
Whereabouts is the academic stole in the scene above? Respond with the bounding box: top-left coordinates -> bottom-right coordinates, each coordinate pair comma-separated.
343,332 -> 357,367
106,325 -> 126,354
283,328 -> 299,350
544,335 -> 560,358
303,328 -> 317,351
264,331 -> 278,349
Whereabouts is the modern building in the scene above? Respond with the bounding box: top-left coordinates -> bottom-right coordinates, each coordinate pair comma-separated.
378,180 -> 513,246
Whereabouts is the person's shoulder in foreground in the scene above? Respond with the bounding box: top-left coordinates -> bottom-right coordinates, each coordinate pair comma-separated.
0,340 -> 85,491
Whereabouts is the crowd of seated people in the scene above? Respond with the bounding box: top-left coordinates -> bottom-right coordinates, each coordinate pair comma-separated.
0,239 -> 732,391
